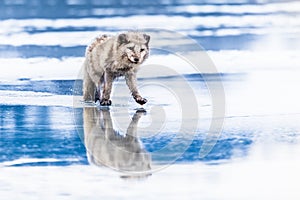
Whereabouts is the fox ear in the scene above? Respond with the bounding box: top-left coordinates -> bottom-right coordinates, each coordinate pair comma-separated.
143,34 -> 150,46
118,33 -> 128,45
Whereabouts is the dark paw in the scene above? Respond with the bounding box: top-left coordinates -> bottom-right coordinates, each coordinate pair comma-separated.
134,96 -> 147,105
94,90 -> 100,103
100,99 -> 112,106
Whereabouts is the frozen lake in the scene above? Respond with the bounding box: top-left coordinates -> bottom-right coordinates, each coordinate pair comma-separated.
1,0 -> 300,199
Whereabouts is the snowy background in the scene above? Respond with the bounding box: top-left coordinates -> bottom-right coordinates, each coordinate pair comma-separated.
0,0 -> 300,199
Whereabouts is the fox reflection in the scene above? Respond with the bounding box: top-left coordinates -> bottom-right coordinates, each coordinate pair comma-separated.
83,107 -> 151,174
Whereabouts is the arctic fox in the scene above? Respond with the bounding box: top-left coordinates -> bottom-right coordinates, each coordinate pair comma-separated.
82,32 -> 150,106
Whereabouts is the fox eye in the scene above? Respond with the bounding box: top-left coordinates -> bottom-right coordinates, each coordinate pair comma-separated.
127,46 -> 134,50
140,48 -> 145,52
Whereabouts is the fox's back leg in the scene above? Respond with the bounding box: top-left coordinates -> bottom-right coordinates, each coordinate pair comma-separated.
83,69 -> 96,102
83,59 -> 104,102
83,34 -> 109,103
95,74 -> 105,103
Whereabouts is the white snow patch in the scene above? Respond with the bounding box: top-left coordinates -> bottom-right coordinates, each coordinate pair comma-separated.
0,57 -> 83,81
0,142 -> 299,199
0,158 -> 80,167
0,50 -> 299,81
171,2 -> 300,14
0,90 -> 73,107
0,11 -> 299,46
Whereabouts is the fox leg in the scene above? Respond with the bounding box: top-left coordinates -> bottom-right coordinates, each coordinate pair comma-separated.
94,79 -> 101,103
83,69 -> 95,102
100,72 -> 114,106
125,72 -> 147,105
95,74 -> 105,103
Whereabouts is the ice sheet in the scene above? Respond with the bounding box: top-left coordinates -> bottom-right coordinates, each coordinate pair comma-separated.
0,50 -> 299,81
1,142 -> 299,200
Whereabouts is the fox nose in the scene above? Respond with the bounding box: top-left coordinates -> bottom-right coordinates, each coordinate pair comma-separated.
134,58 -> 139,62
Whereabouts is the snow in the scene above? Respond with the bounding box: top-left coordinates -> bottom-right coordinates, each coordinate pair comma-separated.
0,50 -> 299,81
0,9 -> 300,46
1,142 -> 299,200
0,57 -> 83,81
0,90 -> 73,107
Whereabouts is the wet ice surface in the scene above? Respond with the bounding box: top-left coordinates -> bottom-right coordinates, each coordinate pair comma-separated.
1,0 -> 300,199
1,72 -> 300,199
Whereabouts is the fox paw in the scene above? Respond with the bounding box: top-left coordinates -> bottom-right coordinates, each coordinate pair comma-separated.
100,99 -> 112,106
94,90 -> 100,103
134,96 -> 147,105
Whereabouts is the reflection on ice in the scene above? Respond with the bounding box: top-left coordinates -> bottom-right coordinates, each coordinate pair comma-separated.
83,107 -> 151,177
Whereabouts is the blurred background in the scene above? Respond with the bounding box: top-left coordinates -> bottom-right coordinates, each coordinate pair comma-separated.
0,0 -> 299,58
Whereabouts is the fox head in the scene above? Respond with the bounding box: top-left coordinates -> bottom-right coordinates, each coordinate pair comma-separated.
117,32 -> 150,65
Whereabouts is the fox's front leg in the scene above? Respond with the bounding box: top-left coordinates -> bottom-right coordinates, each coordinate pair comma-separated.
125,72 -> 147,105
100,72 -> 114,106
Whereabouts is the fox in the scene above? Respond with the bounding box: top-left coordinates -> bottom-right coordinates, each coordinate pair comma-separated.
82,31 -> 150,106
